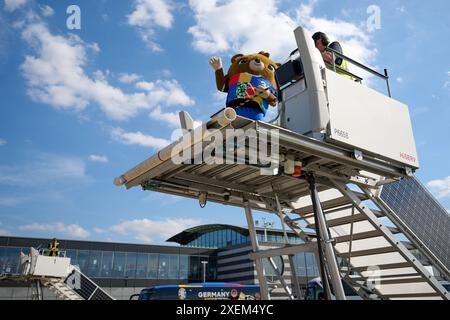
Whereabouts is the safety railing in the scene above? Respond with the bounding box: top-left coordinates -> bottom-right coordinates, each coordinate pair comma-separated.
38,248 -> 67,257
326,47 -> 392,97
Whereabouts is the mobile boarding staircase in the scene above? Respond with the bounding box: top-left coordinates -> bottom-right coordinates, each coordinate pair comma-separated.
114,26 -> 449,300
8,247 -> 115,300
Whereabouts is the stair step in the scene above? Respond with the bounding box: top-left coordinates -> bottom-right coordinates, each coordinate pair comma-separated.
351,262 -> 412,273
383,292 -> 442,299
335,230 -> 383,243
337,246 -> 397,258
308,213 -> 369,229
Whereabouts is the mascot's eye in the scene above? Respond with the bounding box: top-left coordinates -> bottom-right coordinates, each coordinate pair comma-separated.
268,65 -> 275,72
238,59 -> 247,65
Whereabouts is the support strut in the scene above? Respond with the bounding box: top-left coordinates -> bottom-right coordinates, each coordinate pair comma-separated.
307,173 -> 346,300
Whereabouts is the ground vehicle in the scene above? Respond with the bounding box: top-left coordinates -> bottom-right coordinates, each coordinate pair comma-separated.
440,281 -> 450,292
130,283 -> 261,300
305,277 -> 373,300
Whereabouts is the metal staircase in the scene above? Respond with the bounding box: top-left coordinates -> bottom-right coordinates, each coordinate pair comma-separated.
295,179 -> 449,300
41,278 -> 83,300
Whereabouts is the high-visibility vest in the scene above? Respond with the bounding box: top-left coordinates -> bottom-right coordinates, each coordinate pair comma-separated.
48,240 -> 59,256
331,46 -> 353,80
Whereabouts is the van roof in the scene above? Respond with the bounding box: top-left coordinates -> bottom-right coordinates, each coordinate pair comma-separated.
144,283 -> 259,290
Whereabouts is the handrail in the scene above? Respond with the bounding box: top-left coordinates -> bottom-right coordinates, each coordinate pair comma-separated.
325,60 -> 363,82
286,47 -> 392,97
326,47 -> 392,97
326,47 -> 388,80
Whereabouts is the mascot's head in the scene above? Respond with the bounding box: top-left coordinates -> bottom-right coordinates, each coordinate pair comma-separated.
226,51 -> 281,88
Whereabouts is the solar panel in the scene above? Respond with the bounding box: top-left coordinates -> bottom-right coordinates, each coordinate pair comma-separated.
380,177 -> 450,272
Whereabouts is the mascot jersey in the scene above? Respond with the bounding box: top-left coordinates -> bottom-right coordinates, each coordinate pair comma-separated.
225,73 -> 277,121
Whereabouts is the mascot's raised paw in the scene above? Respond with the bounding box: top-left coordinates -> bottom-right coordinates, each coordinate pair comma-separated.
209,57 -> 223,71
211,51 -> 281,121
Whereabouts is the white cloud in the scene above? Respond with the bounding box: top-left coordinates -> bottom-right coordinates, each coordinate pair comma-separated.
118,73 -> 141,84
111,127 -> 171,149
445,72 -> 450,89
40,4 -> 54,17
110,217 -> 200,243
4,0 -> 27,12
135,81 -> 154,91
0,154 -> 87,186
0,138 -> 6,146
128,0 -> 174,51
19,222 -> 90,238
93,227 -> 107,234
427,176 -> 450,199
188,0 -> 376,64
0,226 -> 13,236
135,80 -> 195,106
20,21 -> 194,121
161,69 -> 171,77
149,106 -> 203,130
396,77 -> 403,83
89,154 -> 108,163
149,106 -> 180,127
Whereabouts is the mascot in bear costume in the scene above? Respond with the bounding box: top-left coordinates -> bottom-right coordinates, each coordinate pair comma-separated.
210,52 -> 281,121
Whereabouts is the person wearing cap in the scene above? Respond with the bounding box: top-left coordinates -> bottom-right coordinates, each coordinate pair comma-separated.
47,238 -> 59,257
312,31 -> 352,80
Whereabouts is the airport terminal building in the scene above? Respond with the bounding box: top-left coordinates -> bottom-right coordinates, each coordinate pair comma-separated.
0,224 -> 320,300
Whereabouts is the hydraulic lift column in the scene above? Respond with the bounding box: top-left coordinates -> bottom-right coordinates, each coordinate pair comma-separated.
307,174 -> 346,300
243,200 -> 271,300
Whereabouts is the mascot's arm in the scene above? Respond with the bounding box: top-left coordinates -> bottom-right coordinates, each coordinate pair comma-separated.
210,57 -> 227,92
256,85 -> 278,106
267,93 -> 278,106
215,69 -> 227,92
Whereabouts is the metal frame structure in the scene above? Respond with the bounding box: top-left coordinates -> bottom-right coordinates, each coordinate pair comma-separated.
114,112 -> 449,300
114,24 -> 447,300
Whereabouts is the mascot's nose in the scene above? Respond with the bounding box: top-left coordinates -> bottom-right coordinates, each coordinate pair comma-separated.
249,58 -> 265,72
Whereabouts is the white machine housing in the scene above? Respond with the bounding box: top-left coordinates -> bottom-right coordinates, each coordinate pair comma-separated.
281,27 -> 419,169
21,247 -> 72,278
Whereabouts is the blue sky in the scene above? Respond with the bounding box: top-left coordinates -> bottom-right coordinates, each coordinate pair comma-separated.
0,0 -> 449,244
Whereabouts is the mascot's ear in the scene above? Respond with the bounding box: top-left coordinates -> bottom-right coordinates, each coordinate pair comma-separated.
276,63 -> 282,68
231,54 -> 244,63
258,51 -> 270,58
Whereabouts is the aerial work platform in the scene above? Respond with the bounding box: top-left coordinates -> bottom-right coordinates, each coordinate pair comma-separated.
1,248 -> 115,300
115,26 -> 448,300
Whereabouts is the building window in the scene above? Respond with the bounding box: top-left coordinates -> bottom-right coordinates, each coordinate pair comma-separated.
65,249 -> 78,265
147,253 -> 159,279
189,255 -> 200,281
87,250 -> 102,278
179,255 -> 189,280
0,247 -> 20,274
135,253 -> 148,278
76,250 -> 90,274
213,231 -> 218,247
100,251 -> 113,278
168,255 -> 179,279
125,252 -> 137,278
159,254 -> 178,279
305,252 -> 318,277
295,253 -> 307,277
112,252 -> 126,278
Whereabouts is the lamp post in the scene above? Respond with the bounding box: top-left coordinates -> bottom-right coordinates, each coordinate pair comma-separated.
201,261 -> 208,283
256,217 -> 275,242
